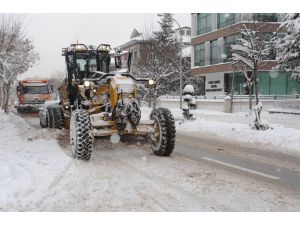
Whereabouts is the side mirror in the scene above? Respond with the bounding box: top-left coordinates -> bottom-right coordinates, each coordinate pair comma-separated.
115,56 -> 122,68
114,47 -> 122,69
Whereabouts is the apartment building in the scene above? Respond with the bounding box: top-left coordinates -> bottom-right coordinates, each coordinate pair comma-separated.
191,13 -> 300,96
118,27 -> 192,74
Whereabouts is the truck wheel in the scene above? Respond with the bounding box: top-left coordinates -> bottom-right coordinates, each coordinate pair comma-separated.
70,109 -> 93,160
150,108 -> 176,156
46,106 -> 54,128
40,117 -> 47,128
52,107 -> 65,130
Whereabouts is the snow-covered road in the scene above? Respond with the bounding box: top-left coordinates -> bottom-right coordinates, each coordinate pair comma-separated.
0,110 -> 299,211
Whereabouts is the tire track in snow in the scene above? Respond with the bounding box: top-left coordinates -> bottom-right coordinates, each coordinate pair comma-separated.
101,149 -> 231,211
32,159 -> 74,211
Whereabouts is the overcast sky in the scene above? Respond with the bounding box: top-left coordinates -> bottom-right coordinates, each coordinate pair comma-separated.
20,13 -> 190,79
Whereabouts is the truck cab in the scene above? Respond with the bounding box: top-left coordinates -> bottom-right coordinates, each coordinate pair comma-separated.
15,80 -> 54,113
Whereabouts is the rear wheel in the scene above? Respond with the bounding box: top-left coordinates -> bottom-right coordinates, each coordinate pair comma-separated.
40,116 -> 47,128
70,109 -> 93,160
46,106 -> 54,128
52,107 -> 65,129
150,108 -> 176,156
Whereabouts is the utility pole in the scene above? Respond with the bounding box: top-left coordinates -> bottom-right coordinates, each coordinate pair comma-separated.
173,18 -> 183,109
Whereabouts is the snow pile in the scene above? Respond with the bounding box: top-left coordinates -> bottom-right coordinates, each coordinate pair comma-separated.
0,111 -> 70,211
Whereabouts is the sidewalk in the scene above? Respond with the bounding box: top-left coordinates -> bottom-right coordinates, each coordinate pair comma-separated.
141,107 -> 300,156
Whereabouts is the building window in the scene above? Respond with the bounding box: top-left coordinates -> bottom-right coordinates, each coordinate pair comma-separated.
210,40 -> 219,65
253,13 -> 277,22
224,73 -> 249,95
180,30 -> 185,35
197,13 -> 212,35
187,30 -> 191,36
194,43 -> 205,66
223,34 -> 240,62
217,13 -> 235,29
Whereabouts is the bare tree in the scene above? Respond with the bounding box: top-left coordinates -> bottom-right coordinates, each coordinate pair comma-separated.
49,70 -> 66,97
134,14 -> 204,98
231,22 -> 274,129
0,15 -> 39,113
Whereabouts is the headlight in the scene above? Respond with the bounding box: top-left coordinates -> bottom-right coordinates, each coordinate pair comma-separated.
84,81 -> 90,88
97,44 -> 111,52
149,79 -> 155,85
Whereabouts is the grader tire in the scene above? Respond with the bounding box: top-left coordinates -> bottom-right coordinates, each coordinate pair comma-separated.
46,106 -> 54,128
150,108 -> 176,156
70,109 -> 93,160
52,107 -> 65,130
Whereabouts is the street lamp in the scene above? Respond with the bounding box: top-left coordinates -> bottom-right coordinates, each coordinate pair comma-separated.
172,18 -> 183,109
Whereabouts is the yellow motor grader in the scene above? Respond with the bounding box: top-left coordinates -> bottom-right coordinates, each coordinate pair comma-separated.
45,43 -> 176,160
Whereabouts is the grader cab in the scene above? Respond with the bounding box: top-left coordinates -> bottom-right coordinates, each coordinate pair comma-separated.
44,43 -> 176,160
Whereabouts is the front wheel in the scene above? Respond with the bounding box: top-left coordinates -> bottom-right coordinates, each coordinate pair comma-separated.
150,108 -> 176,156
70,109 -> 93,160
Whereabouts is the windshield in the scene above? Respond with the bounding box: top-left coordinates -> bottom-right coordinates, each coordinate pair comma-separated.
23,85 -> 49,94
76,58 -> 87,72
76,55 -> 97,72
90,57 -> 97,72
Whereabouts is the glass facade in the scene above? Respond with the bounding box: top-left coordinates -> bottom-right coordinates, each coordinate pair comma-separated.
217,13 -> 235,29
194,43 -> 205,66
210,40 -> 219,65
223,34 -> 240,62
197,13 -> 212,35
259,71 -> 300,95
224,73 -> 249,95
225,71 -> 300,95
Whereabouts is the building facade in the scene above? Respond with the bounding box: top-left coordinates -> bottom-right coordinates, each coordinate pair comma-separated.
118,27 -> 192,75
191,13 -> 300,96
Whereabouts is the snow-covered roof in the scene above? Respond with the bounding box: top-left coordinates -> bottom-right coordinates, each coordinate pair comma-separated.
130,28 -> 142,39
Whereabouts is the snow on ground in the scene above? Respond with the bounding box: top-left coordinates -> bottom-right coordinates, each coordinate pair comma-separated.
0,108 -> 299,211
141,107 -> 300,155
0,111 -> 70,211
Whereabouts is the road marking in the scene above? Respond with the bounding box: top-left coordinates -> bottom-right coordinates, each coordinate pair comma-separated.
201,157 -> 280,180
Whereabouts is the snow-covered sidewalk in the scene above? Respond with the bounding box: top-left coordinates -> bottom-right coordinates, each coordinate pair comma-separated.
141,107 -> 300,155
168,108 -> 300,155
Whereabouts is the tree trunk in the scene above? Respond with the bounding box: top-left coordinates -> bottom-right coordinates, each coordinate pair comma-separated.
4,83 -> 11,113
2,85 -> 7,110
253,67 -> 260,105
0,84 -> 3,107
248,83 -> 252,115
253,66 -> 263,129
